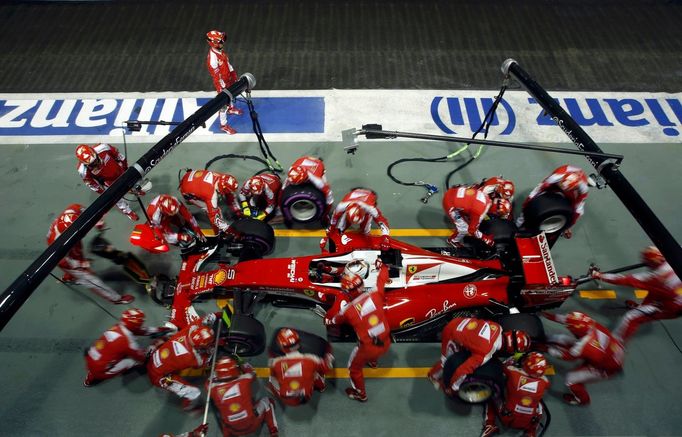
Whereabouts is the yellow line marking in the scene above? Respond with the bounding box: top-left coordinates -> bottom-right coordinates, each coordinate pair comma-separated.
202,228 -> 452,238
634,290 -> 649,299
579,290 -> 617,299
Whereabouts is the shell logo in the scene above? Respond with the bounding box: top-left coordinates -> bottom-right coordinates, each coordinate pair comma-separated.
214,269 -> 228,285
521,397 -> 533,406
289,380 -> 300,390
368,315 -> 379,326
195,171 -> 204,178
161,349 -> 170,359
466,321 -> 478,330
229,403 -> 241,412
95,340 -> 105,350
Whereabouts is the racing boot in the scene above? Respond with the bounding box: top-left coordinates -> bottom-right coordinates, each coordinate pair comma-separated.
113,294 -> 135,305
61,272 -> 76,283
367,360 -> 378,369
227,105 -> 243,115
125,210 -> 140,222
562,392 -> 589,406
220,124 -> 237,135
182,396 -> 202,411
345,387 -> 367,402
83,372 -> 101,387
624,299 -> 639,309
480,424 -> 500,437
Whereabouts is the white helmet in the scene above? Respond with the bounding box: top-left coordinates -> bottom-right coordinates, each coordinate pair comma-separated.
343,259 -> 370,279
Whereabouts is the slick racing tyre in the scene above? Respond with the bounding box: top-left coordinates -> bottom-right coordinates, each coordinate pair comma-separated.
231,217 -> 276,260
442,351 -> 505,403
221,314 -> 266,357
522,192 -> 573,235
479,217 -> 518,243
268,327 -> 329,358
496,313 -> 546,342
280,183 -> 327,225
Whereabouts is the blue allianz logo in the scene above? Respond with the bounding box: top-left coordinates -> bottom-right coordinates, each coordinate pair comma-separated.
430,97 -> 516,136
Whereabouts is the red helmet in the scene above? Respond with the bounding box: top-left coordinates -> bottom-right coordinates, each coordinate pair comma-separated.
341,270 -> 364,295
502,330 -> 531,354
216,174 -> 238,195
565,311 -> 594,337
75,144 -> 98,166
157,195 -> 180,216
489,198 -> 512,219
559,172 -> 582,193
214,356 -> 241,380
287,165 -> 308,185
206,30 -> 225,49
249,176 -> 265,196
276,328 -> 300,353
345,204 -> 365,225
121,308 -> 145,330
641,246 -> 665,268
498,180 -> 515,200
189,326 -> 215,349
56,204 -> 84,232
522,352 -> 548,378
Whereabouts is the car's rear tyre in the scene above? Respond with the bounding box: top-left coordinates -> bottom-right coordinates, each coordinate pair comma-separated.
268,327 -> 329,357
495,313 -> 545,342
442,351 -> 505,404
480,217 -> 518,242
522,192 -> 573,234
231,217 -> 276,259
280,183 -> 327,226
221,314 -> 266,357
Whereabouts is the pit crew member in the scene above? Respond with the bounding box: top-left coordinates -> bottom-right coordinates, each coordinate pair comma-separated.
442,185 -> 494,248
284,156 -> 334,220
208,356 -> 279,436
591,246 -> 682,343
321,188 -> 390,251
206,30 -> 242,134
147,194 -> 206,247
427,317 -> 530,396
239,173 -> 282,220
267,328 -> 333,406
541,311 -> 624,405
481,352 -> 550,437
75,143 -> 139,221
518,165 -> 589,238
84,308 -> 169,386
475,176 -> 515,201
325,259 -> 391,402
47,203 -> 133,304
179,169 -> 241,236
160,424 -> 208,437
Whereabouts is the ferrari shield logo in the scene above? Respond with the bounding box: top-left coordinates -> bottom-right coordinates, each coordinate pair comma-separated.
303,289 -> 315,297
408,265 -> 418,274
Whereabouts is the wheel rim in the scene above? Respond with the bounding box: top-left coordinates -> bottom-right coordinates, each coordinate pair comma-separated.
538,215 -> 567,233
290,199 -> 318,221
458,381 -> 494,403
225,339 -> 253,356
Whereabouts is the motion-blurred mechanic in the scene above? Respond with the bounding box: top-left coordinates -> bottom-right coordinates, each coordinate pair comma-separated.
206,30 -> 243,134
442,185 -> 495,248
284,156 -> 334,222
239,173 -> 282,220
75,143 -> 140,221
47,203 -> 133,304
147,194 -> 206,247
179,169 -> 241,236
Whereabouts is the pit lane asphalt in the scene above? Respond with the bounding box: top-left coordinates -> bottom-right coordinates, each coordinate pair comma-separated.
0,139 -> 681,436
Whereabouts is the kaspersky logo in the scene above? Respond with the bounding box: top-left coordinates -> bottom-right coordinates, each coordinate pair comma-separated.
430,97 -> 516,135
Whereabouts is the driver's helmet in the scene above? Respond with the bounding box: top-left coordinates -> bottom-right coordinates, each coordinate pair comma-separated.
287,165 -> 308,185
249,176 -> 265,196
522,352 -> 548,378
502,330 -> 531,354
189,326 -> 215,349
216,173 -> 239,195
343,259 -> 370,279
345,203 -> 365,225
489,198 -> 512,219
157,195 -> 180,216
206,30 -> 225,49
75,144 -> 99,167
276,328 -> 300,353
121,308 -> 145,331
559,172 -> 582,193
214,356 -> 241,380
641,246 -> 665,268
565,311 -> 594,337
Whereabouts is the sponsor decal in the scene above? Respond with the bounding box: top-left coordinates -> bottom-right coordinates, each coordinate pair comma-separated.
303,289 -> 315,297
289,380 -> 300,390
341,234 -> 352,245
229,403 -> 241,413
537,234 -> 559,284
95,340 -> 105,350
214,269 -> 228,285
463,284 -> 477,299
160,349 -> 170,359
286,259 -> 298,283
218,387 -> 225,396
466,320 -> 479,330
368,315 -> 379,326
399,317 -> 415,328
405,262 -> 440,283
426,300 -> 457,319
521,397 -> 533,406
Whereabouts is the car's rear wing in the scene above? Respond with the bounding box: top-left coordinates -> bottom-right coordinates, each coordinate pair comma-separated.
515,233 -> 559,285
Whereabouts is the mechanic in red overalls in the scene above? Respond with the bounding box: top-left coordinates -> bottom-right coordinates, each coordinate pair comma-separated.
541,311 -> 624,405
208,356 -> 279,436
592,246 -> 682,343
179,169 -> 241,236
475,176 -> 515,201
75,143 -> 140,221
320,187 -> 391,251
147,194 -> 206,247
147,322 -> 215,410
427,317 -> 530,396
481,352 -> 550,437
84,308 -> 169,386
206,30 -> 242,134
47,203 -> 133,304
284,156 -> 334,221
325,259 -> 391,402
267,328 -> 333,406
442,185 -> 494,248
518,165 -> 589,239
239,173 -> 282,220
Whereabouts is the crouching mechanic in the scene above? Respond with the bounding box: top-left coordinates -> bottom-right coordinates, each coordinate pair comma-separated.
541,311 -> 624,405
321,188 -> 390,252
147,320 -> 216,410
84,308 -> 169,386
75,143 -> 140,221
267,328 -> 334,406
284,156 -> 334,221
47,203 -> 133,304
179,169 -> 241,236
475,176 -> 515,202
209,356 -> 279,436
147,194 -> 207,247
325,259 -> 391,402
239,173 -> 282,220
427,317 -> 530,396
442,185 -> 495,248
481,352 -> 550,437
591,246 -> 682,344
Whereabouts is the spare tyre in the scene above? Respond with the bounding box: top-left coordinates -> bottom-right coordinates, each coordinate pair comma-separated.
495,313 -> 546,342
442,350 -> 505,403
280,183 -> 327,225
480,217 -> 518,242
521,192 -> 573,235
231,217 -> 276,259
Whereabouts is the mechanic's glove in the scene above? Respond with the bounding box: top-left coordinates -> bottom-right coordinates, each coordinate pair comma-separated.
222,226 -> 241,240
481,234 -> 495,247
255,212 -> 267,221
190,423 -> 208,437
562,229 -> 573,239
319,237 -> 328,252
178,233 -> 194,245
79,260 -> 91,270
95,217 -> 106,231
590,270 -> 602,280
380,235 -> 391,251
241,201 -> 252,217
194,232 -> 207,244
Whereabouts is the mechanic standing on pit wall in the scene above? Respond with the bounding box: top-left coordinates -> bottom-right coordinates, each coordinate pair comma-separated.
591,245 -> 682,343
518,165 -> 589,239
325,259 -> 391,402
239,173 -> 282,220
179,169 -> 242,236
541,311 -> 624,405
442,185 -> 495,248
47,203 -> 134,304
427,317 -> 530,396
75,144 -> 140,222
84,308 -> 169,386
208,356 -> 279,437
206,30 -> 243,135
147,317 -> 216,410
267,328 -> 334,406
321,188 -> 390,252
481,352 -> 550,437
284,156 -> 334,223
147,194 -> 207,247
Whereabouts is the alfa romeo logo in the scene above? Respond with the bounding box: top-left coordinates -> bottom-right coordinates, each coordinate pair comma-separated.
463,284 -> 477,299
